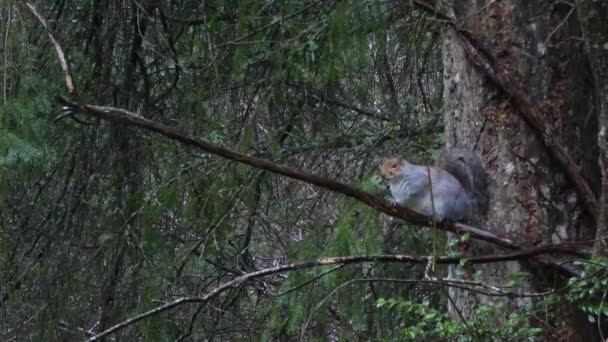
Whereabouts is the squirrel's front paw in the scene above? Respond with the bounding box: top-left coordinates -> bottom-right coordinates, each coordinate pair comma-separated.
387,197 -> 400,207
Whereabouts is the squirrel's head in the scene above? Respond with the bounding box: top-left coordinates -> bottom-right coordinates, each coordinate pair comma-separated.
380,158 -> 406,180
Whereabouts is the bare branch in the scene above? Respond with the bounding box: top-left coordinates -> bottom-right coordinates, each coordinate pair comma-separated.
22,2 -> 75,95
85,247 -> 580,341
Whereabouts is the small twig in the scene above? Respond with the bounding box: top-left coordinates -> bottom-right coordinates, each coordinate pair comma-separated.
541,6 -> 575,54
2,304 -> 48,338
446,292 -> 482,342
215,0 -> 321,48
274,265 -> 344,297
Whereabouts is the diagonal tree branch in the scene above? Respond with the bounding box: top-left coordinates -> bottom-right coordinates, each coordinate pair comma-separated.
56,97 -> 588,270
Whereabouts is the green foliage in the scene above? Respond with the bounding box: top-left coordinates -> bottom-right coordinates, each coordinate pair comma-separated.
263,192 -> 387,338
2,0 -> 446,340
0,74 -> 56,167
0,131 -> 42,165
326,197 -> 383,257
360,175 -> 384,194
376,298 -> 543,341
567,259 -> 608,323
137,268 -> 170,342
376,264 -> 608,342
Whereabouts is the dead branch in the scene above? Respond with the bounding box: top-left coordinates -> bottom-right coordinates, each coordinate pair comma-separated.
22,2 -> 75,95
84,247 -> 579,341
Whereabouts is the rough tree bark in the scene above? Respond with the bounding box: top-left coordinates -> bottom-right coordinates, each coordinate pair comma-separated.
441,0 -> 599,339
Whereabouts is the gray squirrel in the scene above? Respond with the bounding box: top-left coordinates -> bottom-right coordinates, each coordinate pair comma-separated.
380,148 -> 488,221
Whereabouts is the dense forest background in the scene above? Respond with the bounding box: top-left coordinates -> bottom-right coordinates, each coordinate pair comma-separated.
1,0 -> 607,341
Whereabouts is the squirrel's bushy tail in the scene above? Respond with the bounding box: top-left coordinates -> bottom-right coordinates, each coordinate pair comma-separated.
437,147 -> 489,218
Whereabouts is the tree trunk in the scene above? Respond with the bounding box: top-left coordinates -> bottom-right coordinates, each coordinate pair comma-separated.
442,1 -> 599,339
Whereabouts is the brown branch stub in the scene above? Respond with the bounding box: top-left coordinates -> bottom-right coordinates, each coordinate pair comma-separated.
23,2 -> 75,95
